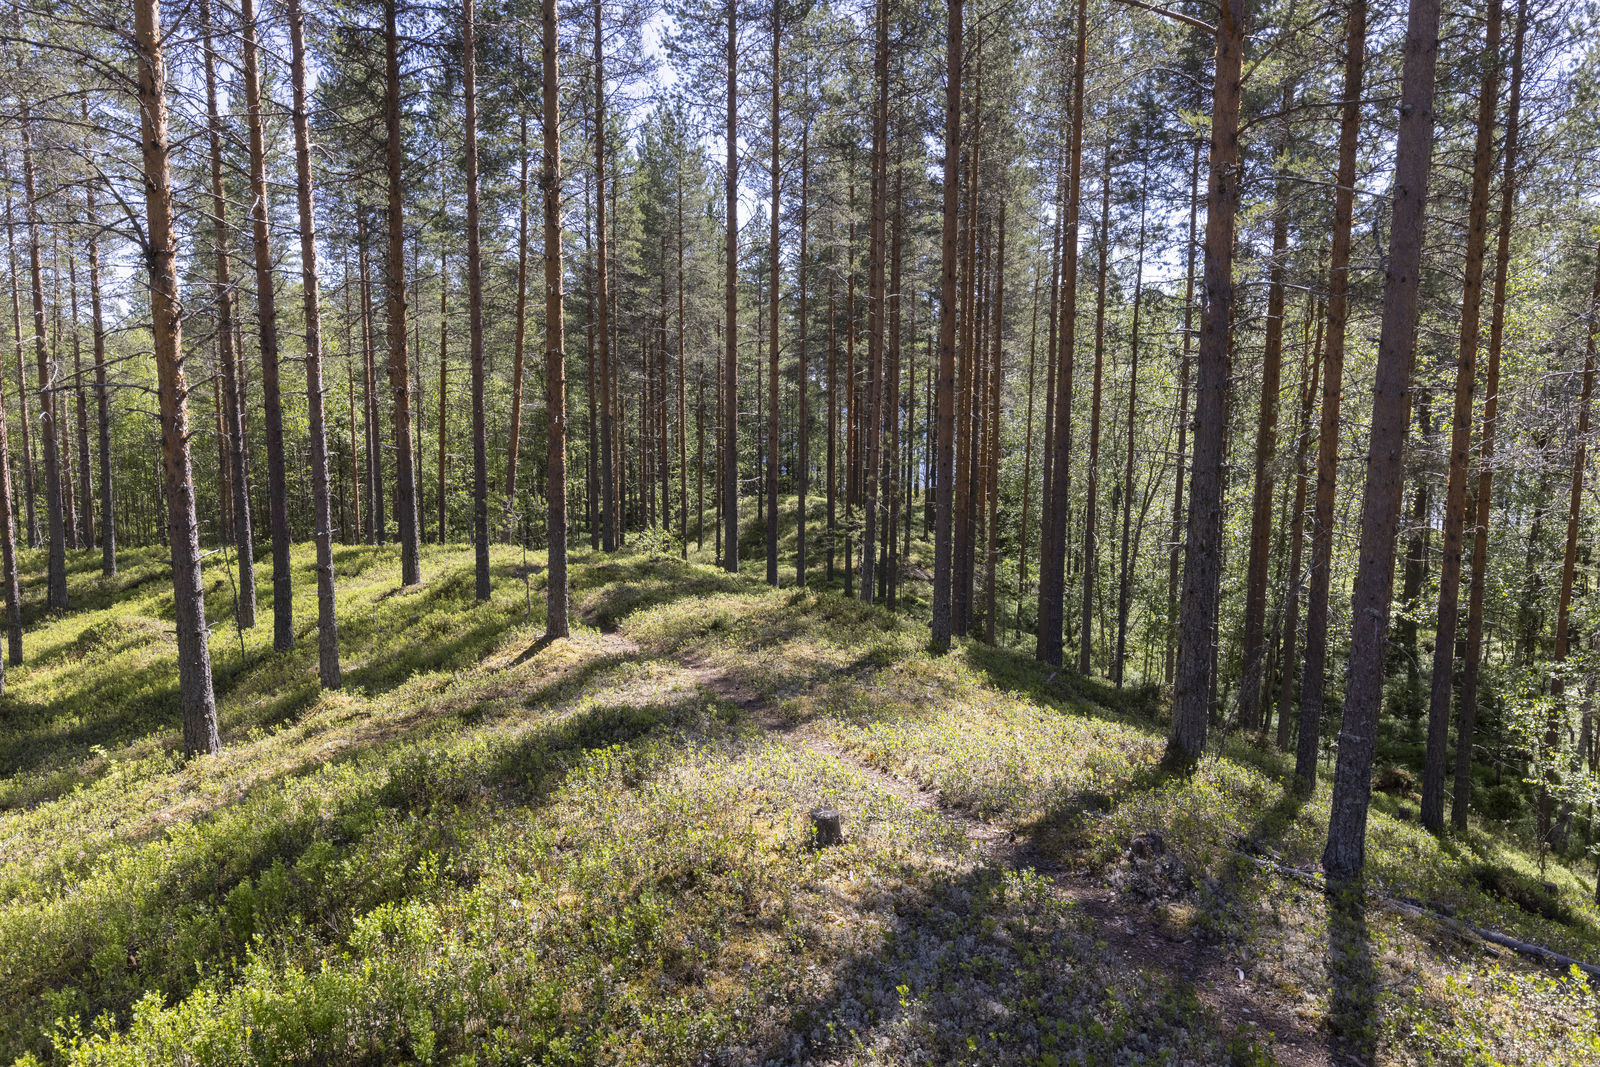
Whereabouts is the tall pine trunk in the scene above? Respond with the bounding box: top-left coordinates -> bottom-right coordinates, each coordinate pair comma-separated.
4,206 -> 34,552
242,0 -> 293,647
1298,0 -> 1367,785
1277,305 -> 1322,750
20,82 -> 63,608
1081,149 -> 1111,674
1420,0 -> 1502,832
506,81 -> 531,543
1455,0 -> 1527,830
1167,143 -> 1200,684
1238,148 -> 1290,728
136,0 -> 220,753
1035,0 -> 1086,665
796,123 -> 810,586
596,3 -> 616,553
543,0 -> 570,636
201,0 -> 251,618
1115,188 -> 1147,686
723,0 -> 740,572
464,0 -> 490,600
861,0 -> 888,602
766,7 -> 781,585
384,0 -> 422,585
286,0 -> 342,688
1323,0 -> 1443,884
1168,0 -> 1246,764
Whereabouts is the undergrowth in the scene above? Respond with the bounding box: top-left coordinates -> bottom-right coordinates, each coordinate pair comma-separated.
0,538 -> 1593,1065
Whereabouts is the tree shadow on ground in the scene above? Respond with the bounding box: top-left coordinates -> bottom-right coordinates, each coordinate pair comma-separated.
734,856 -> 1267,1066
962,639 -> 1166,730
1325,880 -> 1376,1065
0,688 -> 700,1063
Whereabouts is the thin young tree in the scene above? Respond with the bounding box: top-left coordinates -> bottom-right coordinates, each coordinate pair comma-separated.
287,0 -> 342,688
19,59 -> 63,609
1035,0 -> 1087,665
200,0 -> 252,622
930,0 -> 962,649
384,0 -> 423,585
765,0 -> 781,585
1455,0 -> 1527,830
1298,0 -> 1367,787
241,0 -> 294,648
596,0 -> 616,552
0,287 -> 17,668
1237,122 -> 1292,730
1323,0 -> 1444,884
544,0 -> 571,637
723,0 -> 740,573
135,0 -> 220,754
4,196 -> 35,552
506,41 -> 531,543
1420,0 -> 1502,832
464,0 -> 490,600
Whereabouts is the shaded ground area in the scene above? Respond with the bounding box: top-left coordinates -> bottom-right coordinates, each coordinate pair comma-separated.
0,540 -> 1595,1065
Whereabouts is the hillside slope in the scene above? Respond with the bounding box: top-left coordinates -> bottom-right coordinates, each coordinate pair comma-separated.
0,543 -> 1594,1065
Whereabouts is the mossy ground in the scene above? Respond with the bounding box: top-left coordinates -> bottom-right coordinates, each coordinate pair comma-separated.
0,520 -> 1594,1065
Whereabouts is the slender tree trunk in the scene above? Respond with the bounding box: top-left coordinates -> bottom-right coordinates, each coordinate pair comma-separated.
1238,146 -> 1292,728
20,84 -> 63,608
724,1 -> 740,572
86,177 -> 112,579
70,255 -> 92,549
54,247 -> 79,553
586,177 -> 599,549
241,0 -> 293,647
1167,143 -> 1200,685
1456,0 -> 1527,831
1167,0 -> 1247,763
438,261 -> 449,542
1039,145 -> 1064,622
678,166 -> 689,558
506,84 -> 531,543
929,1 -> 963,647
1277,305 -> 1322,750
1081,148 -> 1111,675
542,0 -> 569,636
1545,253 -> 1599,852
596,3 -> 616,553
885,143 -> 904,610
359,216 -> 385,545
285,0 -> 342,687
1420,0 -> 1503,832
1298,0 -> 1367,786
1018,263 -> 1040,628
4,204 -> 34,552
463,0 -> 490,599
983,203 -> 1004,644
1115,189 -> 1147,686
136,0 -> 219,754
766,6 -> 781,585
0,243 -> 17,666
861,0 -> 888,603
797,122 -> 810,586
953,141 -> 978,634
349,357 -> 360,544
827,257 -> 837,580
384,0 -> 422,584
1323,0 -> 1443,884
1036,0 -> 1086,665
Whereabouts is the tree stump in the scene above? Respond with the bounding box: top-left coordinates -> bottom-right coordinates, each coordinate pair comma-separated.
810,806 -> 843,847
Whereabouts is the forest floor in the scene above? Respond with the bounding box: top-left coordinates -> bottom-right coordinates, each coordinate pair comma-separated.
0,522 -> 1597,1065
